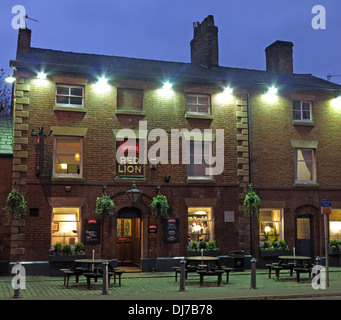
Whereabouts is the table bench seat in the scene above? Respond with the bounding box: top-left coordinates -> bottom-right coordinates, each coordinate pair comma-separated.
197,269 -> 225,286
294,267 -> 312,282
172,266 -> 202,282
60,269 -> 83,288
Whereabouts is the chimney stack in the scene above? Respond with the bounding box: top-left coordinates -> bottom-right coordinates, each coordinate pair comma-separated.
17,28 -> 31,54
265,40 -> 293,74
190,15 -> 218,68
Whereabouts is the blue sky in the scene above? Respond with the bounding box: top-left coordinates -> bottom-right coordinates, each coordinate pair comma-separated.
1,0 -> 340,84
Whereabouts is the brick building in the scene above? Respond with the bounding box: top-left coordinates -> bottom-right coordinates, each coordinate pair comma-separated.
1,15 -> 341,271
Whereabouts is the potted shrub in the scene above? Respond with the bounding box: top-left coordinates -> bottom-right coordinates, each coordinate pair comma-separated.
5,189 -> 27,220
95,195 -> 115,216
260,240 -> 290,258
328,239 -> 341,257
150,194 -> 169,218
187,240 -> 220,256
48,242 -> 86,263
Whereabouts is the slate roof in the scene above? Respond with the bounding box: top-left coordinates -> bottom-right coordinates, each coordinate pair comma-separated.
0,115 -> 13,155
11,47 -> 341,93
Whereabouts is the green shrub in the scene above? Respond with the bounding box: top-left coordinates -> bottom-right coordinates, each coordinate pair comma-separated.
62,244 -> 73,255
199,241 -> 207,250
191,241 -> 198,250
74,242 -> 85,254
53,242 -> 63,255
329,239 -> 340,249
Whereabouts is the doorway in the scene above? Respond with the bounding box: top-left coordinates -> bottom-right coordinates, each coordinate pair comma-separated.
116,207 -> 141,267
296,215 -> 314,257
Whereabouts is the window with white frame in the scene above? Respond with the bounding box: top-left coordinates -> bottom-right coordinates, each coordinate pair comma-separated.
54,136 -> 83,177
56,84 -> 84,107
51,208 -> 80,246
186,94 -> 211,115
293,101 -> 312,122
188,140 -> 212,179
259,209 -> 284,246
295,148 -> 316,183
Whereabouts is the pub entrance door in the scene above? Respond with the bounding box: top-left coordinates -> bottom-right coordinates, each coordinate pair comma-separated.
296,214 -> 314,258
116,207 -> 141,267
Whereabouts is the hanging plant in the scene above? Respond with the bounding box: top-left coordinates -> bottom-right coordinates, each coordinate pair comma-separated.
244,189 -> 260,220
150,194 -> 169,218
5,189 -> 27,220
95,195 -> 115,216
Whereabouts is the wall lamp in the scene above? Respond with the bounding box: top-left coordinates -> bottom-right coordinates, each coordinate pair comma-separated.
37,72 -> 47,80
263,86 -> 278,103
217,87 -> 233,103
331,96 -> 341,109
94,76 -> 110,93
158,81 -> 173,97
5,76 -> 16,84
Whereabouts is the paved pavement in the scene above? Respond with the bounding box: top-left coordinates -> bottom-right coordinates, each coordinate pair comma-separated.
1,267 -> 341,301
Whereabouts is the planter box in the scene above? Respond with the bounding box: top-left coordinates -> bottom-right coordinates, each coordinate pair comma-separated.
259,250 -> 290,259
186,250 -> 220,257
328,248 -> 341,257
48,254 -> 86,262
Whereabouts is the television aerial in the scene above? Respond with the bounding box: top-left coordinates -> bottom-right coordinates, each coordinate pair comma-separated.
23,14 -> 39,28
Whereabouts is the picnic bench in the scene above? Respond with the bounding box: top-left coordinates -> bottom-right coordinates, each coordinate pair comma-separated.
172,265 -> 205,282
60,268 -> 84,288
83,268 -> 125,289
197,269 -> 225,286
294,267 -> 312,282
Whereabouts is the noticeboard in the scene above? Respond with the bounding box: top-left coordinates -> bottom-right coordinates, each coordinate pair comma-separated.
163,218 -> 180,243
83,219 -> 101,245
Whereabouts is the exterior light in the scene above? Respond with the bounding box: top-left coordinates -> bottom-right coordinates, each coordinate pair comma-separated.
223,87 -> 233,95
158,82 -> 173,97
263,86 -> 278,103
94,77 -> 109,93
331,96 -> 341,109
217,87 -> 233,104
37,72 -> 46,80
5,76 -> 16,84
126,183 -> 142,203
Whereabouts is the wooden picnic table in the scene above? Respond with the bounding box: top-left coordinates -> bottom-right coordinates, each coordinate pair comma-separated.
185,256 -> 221,271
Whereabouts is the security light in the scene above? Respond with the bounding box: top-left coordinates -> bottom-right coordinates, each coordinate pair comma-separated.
37,72 -> 46,80
5,76 -> 16,84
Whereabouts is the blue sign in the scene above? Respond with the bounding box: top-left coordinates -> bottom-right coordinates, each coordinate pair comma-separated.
321,200 -> 332,207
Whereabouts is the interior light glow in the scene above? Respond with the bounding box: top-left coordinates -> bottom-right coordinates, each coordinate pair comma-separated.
330,221 -> 341,233
264,226 -> 271,233
263,86 -> 278,103
61,163 -> 68,170
5,76 -> 16,84
195,211 -> 207,215
37,72 -> 46,80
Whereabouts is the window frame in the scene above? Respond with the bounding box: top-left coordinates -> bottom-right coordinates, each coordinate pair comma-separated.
186,93 -> 211,115
53,136 -> 83,178
259,209 -> 284,246
293,100 -> 312,122
294,148 -> 316,183
55,84 -> 84,108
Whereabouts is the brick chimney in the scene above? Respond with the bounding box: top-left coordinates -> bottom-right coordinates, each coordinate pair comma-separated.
190,15 -> 218,68
265,40 -> 293,74
17,28 -> 31,54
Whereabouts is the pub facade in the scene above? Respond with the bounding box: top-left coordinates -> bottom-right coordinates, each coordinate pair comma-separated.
1,15 -> 341,271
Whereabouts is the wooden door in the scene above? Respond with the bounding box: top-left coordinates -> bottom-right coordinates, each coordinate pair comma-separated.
296,215 -> 314,257
117,218 -> 140,266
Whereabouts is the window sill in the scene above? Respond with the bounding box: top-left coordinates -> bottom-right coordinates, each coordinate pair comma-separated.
294,182 -> 319,188
115,110 -> 146,116
185,114 -> 213,120
186,178 -> 216,183
53,106 -> 86,113
292,120 -> 315,127
51,176 -> 85,181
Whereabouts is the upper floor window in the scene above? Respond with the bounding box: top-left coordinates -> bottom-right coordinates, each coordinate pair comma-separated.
293,101 -> 312,122
117,88 -> 143,111
56,84 -> 84,108
186,94 -> 211,115
295,148 -> 315,183
54,136 -> 83,177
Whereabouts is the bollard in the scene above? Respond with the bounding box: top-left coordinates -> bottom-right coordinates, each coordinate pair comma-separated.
250,258 -> 257,289
315,256 -> 321,266
13,261 -> 21,298
102,261 -> 109,295
179,259 -> 186,292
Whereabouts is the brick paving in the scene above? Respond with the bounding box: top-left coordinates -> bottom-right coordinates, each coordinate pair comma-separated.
1,268 -> 341,300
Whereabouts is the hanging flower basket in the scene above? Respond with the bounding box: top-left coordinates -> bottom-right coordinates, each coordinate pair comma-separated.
244,189 -> 260,220
5,189 -> 27,220
150,194 -> 169,218
95,195 -> 115,216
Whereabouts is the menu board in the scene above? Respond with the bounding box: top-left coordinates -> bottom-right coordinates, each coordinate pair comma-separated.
163,218 -> 180,243
83,219 -> 101,245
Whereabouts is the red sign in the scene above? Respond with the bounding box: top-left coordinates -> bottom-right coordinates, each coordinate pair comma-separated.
88,219 -> 97,224
120,142 -> 139,154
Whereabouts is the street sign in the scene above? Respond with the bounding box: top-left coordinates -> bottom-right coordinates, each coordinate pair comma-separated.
321,200 -> 332,215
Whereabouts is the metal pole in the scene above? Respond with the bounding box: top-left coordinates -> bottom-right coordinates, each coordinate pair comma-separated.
250,258 -> 257,289
179,259 -> 186,292
324,214 -> 330,287
102,261 -> 109,295
13,261 -> 21,298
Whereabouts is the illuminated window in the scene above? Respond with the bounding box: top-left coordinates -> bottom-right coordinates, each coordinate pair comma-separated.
188,207 -> 212,244
293,101 -> 312,122
54,136 -> 82,177
188,140 -> 212,179
330,210 -> 341,241
51,208 -> 80,246
186,94 -> 211,115
295,148 -> 316,183
56,84 -> 84,107
259,209 -> 284,246
117,219 -> 132,237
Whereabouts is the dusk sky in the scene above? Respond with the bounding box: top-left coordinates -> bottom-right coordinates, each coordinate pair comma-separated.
1,0 -> 340,84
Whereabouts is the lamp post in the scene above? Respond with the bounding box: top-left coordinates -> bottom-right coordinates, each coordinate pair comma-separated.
126,182 -> 142,203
